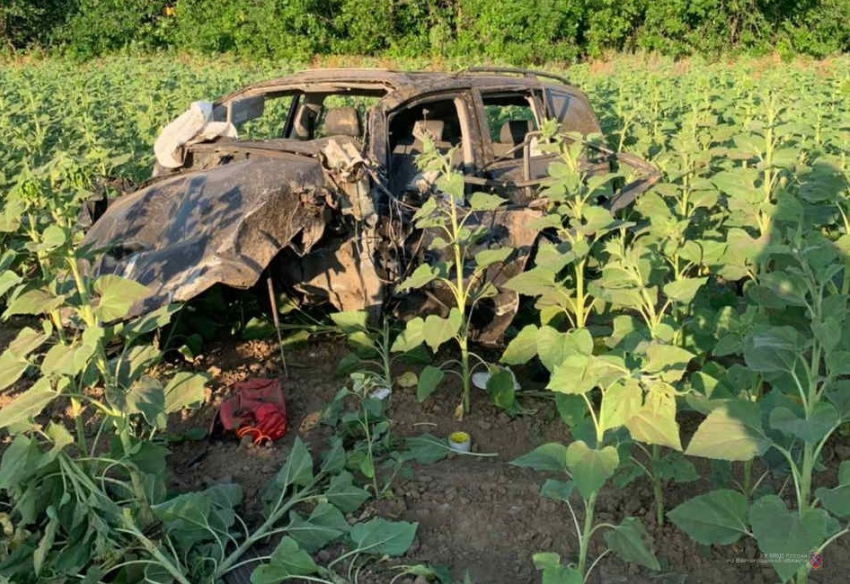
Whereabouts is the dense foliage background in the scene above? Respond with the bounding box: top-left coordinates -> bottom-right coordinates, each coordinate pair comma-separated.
1,0 -> 848,62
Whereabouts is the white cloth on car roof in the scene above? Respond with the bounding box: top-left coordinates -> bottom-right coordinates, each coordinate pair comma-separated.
154,101 -> 237,169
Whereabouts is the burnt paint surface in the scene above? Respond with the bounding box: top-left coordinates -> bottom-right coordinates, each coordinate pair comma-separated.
83,155 -> 328,317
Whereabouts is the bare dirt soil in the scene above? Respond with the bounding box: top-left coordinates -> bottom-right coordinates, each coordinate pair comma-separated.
166,335 -> 850,584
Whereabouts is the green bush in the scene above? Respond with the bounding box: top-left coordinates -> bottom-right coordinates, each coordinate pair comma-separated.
780,0 -> 850,57
0,0 -> 71,49
61,0 -> 170,58
170,0 -> 330,60
455,0 -> 583,64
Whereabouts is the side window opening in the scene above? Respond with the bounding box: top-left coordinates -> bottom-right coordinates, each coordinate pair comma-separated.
482,93 -> 539,159
389,99 -> 464,153
388,97 -> 467,192
230,94 -> 295,141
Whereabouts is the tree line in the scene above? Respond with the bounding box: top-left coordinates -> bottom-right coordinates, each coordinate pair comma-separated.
2,0 -> 847,61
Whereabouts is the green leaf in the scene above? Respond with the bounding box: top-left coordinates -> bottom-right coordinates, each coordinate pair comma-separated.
404,433 -> 450,464
422,309 -> 461,352
435,172 -> 465,205
4,288 -> 64,317
712,169 -> 760,201
743,326 -> 801,373
827,350 -> 850,376
251,537 -> 318,583
40,225 -> 66,251
815,484 -> 850,518
325,471 -> 370,513
152,490 -> 221,548
287,503 -> 349,551
750,496 -> 832,582
241,316 -> 275,340
398,264 -> 438,291
625,394 -> 683,451
144,564 -> 173,583
537,326 -> 593,373
540,479 -> 574,503
0,378 -> 57,429
129,440 -> 169,475
33,507 -> 59,576
45,422 -> 74,456
504,268 -> 558,297
613,456 -> 645,488
667,489 -> 750,545
0,326 -> 50,391
39,343 -> 79,375
468,192 -> 506,211
126,375 -> 165,427
603,517 -> 660,570
534,241 -> 575,272
275,438 -> 313,488
813,461 -> 850,518
654,451 -> 699,483
812,317 -> 842,354
417,365 -> 445,402
123,304 -> 180,337
839,460 -> 850,486
485,368 -> 517,412
555,394 -> 587,427
565,441 -> 619,499
475,247 -> 512,268
644,343 -> 695,383
663,277 -> 707,304
685,401 -> 769,461
392,317 -> 425,352
769,401 -> 840,444
511,443 -> 568,472
0,435 -> 39,490
41,326 -> 103,377
581,205 -> 618,234
532,552 -> 582,584
349,518 -> 418,556
500,324 -> 539,365
759,271 -> 809,307
93,275 -> 151,322
548,354 -> 627,395
599,379 -> 642,432
164,372 -> 208,413
606,314 -> 649,351
320,437 -> 347,475
359,456 -> 375,479
0,270 -> 22,298
330,310 -> 368,332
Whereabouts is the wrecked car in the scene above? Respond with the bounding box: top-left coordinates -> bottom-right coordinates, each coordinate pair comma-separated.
82,68 -> 659,343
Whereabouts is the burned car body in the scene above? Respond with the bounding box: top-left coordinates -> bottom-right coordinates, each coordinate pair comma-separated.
83,68 -> 658,342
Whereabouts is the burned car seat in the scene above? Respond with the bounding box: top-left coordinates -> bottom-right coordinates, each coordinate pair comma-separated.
323,106 -> 362,140
493,119 -> 533,158
391,120 -> 466,191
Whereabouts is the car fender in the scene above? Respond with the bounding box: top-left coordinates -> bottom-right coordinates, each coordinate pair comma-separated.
82,155 -> 329,318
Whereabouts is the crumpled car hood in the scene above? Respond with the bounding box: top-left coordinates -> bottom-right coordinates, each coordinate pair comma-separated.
82,155 -> 328,317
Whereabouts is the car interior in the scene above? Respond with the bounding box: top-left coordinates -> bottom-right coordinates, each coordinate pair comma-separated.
388,98 -> 467,191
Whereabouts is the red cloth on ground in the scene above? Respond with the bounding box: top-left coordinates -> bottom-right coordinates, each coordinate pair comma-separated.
218,378 -> 288,443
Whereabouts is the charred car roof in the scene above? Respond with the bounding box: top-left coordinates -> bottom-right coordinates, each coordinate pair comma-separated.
216,67 -> 593,110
